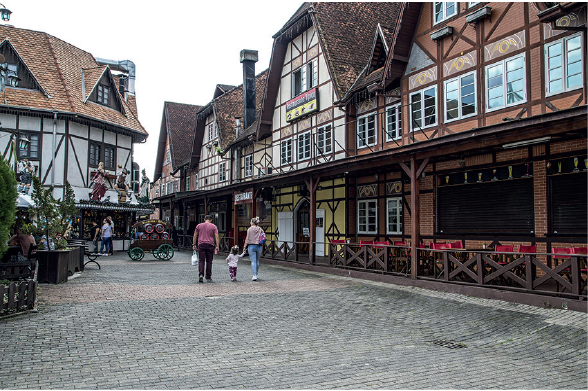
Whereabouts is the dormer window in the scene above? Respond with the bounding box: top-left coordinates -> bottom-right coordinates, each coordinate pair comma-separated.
97,84 -> 110,106
292,59 -> 317,98
1,63 -> 18,87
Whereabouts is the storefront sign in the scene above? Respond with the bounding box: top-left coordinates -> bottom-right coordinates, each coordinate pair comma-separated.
286,88 -> 318,122
234,189 -> 253,205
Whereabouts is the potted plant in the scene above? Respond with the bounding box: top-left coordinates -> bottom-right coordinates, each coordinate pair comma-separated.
22,176 -> 80,283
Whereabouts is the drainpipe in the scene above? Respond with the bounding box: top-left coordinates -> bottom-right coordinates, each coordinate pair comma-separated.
51,110 -> 58,186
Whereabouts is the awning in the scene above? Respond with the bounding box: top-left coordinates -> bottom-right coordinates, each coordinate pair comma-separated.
17,194 -> 34,209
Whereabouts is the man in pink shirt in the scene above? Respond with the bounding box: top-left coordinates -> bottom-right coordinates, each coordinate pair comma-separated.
192,215 -> 219,282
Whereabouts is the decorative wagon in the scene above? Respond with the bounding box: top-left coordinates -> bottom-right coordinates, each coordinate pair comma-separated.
127,219 -> 174,261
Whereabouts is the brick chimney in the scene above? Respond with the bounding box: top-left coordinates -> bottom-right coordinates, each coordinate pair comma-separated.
240,49 -> 258,130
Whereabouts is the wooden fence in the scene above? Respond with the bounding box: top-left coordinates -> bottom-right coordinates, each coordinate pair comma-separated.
0,280 -> 37,316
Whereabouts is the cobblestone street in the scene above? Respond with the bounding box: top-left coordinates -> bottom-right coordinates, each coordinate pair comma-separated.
1,250 -> 587,389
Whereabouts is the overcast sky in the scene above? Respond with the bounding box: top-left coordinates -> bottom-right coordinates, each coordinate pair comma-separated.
12,0 -> 303,180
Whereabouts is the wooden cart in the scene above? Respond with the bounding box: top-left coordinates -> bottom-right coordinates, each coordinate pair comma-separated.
127,219 -> 174,261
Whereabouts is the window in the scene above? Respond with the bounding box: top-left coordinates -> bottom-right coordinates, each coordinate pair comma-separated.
434,2 -> 456,24
545,34 -> 583,96
292,59 -> 318,97
468,2 -> 479,7
281,139 -> 292,165
486,54 -> 526,111
97,84 -> 110,106
298,131 -> 311,161
89,143 -> 101,167
317,124 -> 332,155
387,197 -> 402,234
186,176 -> 190,191
18,133 -> 39,159
163,149 -> 171,166
385,105 -> 402,140
410,86 -> 437,131
208,123 -> 214,141
1,63 -> 18,87
219,162 -> 226,182
445,71 -> 477,122
104,146 -> 115,170
166,181 -> 173,195
244,155 -> 253,177
357,113 -> 376,148
173,180 -> 179,193
358,199 -> 377,234
194,174 -> 199,190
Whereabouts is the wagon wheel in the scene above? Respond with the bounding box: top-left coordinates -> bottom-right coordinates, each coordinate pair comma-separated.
128,247 -> 145,261
157,244 -> 174,261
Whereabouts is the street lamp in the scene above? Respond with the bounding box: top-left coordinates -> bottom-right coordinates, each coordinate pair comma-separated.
0,3 -> 11,22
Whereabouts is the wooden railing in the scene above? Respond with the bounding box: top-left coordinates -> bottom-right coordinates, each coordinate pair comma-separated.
0,280 -> 37,316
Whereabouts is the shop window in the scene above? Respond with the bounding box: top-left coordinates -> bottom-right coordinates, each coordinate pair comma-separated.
358,199 -> 378,234
357,113 -> 376,148
545,34 -> 583,96
485,53 -> 526,111
445,71 -> 477,122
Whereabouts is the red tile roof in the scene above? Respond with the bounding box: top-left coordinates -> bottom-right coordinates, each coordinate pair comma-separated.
0,25 -> 146,137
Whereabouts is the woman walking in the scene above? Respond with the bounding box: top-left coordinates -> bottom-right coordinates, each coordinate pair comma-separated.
243,218 -> 265,281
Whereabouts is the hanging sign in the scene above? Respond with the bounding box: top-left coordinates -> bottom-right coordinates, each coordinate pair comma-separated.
234,188 -> 254,205
285,88 -> 319,122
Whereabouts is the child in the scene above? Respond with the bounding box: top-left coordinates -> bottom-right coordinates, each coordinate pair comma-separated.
226,245 -> 245,281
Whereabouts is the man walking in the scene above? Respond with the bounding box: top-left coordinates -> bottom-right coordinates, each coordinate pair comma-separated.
192,215 -> 219,282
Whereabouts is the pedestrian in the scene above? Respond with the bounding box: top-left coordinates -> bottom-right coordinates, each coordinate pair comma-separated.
106,216 -> 114,255
243,217 -> 265,281
8,225 -> 36,258
226,245 -> 245,282
91,221 -> 101,253
99,218 -> 111,255
192,214 -> 219,282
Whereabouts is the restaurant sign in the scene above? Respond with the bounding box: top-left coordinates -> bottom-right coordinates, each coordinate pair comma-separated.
234,188 -> 254,205
286,88 -> 319,122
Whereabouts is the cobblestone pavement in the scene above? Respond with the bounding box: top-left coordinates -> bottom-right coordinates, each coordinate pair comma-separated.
1,250 -> 587,389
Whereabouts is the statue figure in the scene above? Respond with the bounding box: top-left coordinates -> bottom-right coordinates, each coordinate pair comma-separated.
17,158 -> 34,194
138,168 -> 150,203
115,167 -> 129,203
89,162 -> 107,201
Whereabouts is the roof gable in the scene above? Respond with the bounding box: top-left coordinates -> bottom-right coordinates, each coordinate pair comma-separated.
0,38 -> 48,96
368,24 -> 390,75
82,66 -> 125,115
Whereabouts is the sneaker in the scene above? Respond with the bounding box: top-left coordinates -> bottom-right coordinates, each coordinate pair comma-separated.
231,278 -> 236,282
199,275 -> 203,283
252,275 -> 257,281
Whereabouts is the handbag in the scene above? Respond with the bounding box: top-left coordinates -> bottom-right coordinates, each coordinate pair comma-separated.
259,230 -> 266,245
191,251 -> 199,266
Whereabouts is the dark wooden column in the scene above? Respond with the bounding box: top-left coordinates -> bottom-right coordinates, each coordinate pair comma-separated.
305,177 -> 321,265
182,200 -> 188,247
233,195 -> 239,248
400,156 -> 429,279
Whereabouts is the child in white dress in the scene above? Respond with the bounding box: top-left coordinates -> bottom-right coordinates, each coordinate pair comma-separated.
226,245 -> 245,281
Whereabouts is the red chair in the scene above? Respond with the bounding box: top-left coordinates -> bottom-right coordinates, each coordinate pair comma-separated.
430,243 -> 448,250
330,239 -> 347,245
553,247 -> 573,259
449,241 -> 463,249
392,241 -> 406,246
494,245 -> 514,266
572,247 -> 588,255
373,241 -> 389,247
360,240 -> 375,246
518,245 -> 537,253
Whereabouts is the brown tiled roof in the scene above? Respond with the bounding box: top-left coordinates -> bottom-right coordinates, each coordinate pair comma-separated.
82,66 -> 107,101
0,25 -> 147,137
312,2 -> 402,97
154,101 -> 202,179
214,69 -> 268,150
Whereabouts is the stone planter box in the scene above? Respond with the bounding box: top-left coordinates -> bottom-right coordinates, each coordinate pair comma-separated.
36,247 -> 81,284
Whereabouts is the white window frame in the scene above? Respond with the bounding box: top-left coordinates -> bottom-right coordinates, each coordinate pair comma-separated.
410,85 -> 438,132
281,138 -> 292,166
385,104 -> 402,141
208,123 -> 214,142
292,59 -> 318,98
545,33 -> 583,96
298,131 -> 311,161
386,197 -> 403,235
468,2 -> 479,8
485,53 -> 527,112
444,70 -> 477,122
316,124 -> 332,155
186,176 -> 190,192
244,155 -> 253,177
434,2 -> 456,25
357,199 -> 378,234
357,113 -> 377,148
219,162 -> 226,182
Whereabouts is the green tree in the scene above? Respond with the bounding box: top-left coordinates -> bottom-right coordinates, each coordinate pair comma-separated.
0,155 -> 17,258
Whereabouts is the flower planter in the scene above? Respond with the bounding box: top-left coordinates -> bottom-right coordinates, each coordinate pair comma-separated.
36,247 -> 80,284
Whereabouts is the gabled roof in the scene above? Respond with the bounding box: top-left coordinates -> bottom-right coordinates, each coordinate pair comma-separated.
82,66 -> 126,115
154,101 -> 202,180
214,84 -> 236,99
0,25 -> 147,139
0,38 -> 48,97
257,2 -> 402,138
